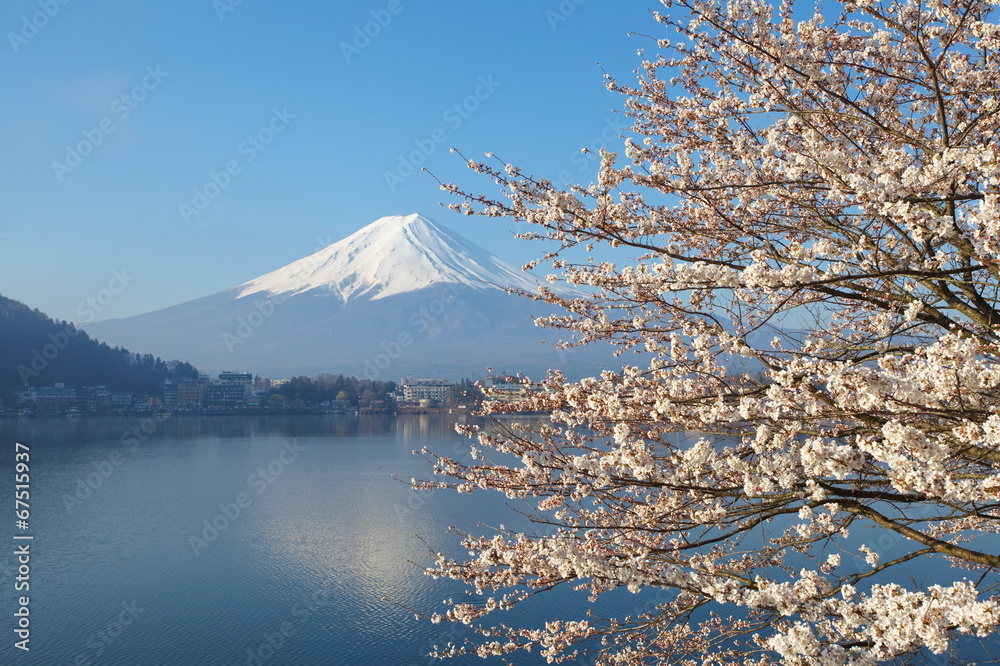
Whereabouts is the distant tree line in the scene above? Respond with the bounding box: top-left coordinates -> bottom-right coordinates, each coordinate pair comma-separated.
0,293 -> 484,414
264,375 -> 484,411
449,378 -> 482,404
0,294 -> 200,400
265,374 -> 397,411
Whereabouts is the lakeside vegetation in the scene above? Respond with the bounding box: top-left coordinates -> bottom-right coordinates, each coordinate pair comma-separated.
0,293 -> 199,402
1,292 -> 490,416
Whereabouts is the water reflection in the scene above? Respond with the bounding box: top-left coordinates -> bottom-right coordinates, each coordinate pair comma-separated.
0,415 -> 561,665
8,414 -> 990,663
396,413 -> 476,440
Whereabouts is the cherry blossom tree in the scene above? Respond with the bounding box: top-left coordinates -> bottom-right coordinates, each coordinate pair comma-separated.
418,0 -> 1000,663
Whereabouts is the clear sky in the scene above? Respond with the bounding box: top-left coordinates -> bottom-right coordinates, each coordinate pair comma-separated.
1,0 -> 658,324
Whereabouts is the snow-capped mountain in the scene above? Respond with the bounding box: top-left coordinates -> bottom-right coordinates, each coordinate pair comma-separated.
237,213 -> 548,302
86,214 -> 611,379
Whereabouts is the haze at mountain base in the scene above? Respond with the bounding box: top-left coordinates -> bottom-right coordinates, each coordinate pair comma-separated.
85,214 -> 611,379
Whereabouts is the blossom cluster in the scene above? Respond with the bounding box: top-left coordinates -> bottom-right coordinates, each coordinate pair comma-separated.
417,0 -> 1000,663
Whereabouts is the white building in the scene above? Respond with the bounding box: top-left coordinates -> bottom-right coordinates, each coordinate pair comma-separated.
400,377 -> 450,403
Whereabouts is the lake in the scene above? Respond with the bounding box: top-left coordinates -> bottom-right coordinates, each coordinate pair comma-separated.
0,414 -> 995,665
0,414 -> 620,665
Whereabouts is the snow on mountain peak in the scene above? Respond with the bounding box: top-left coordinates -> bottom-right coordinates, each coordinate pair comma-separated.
236,213 -> 548,303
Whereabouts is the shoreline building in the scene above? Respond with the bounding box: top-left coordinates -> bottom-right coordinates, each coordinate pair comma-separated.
400,377 -> 450,404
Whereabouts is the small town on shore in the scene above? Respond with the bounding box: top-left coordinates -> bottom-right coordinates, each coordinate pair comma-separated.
5,371 -> 543,418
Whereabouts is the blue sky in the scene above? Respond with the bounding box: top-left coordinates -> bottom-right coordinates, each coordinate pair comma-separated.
1,0 -> 657,323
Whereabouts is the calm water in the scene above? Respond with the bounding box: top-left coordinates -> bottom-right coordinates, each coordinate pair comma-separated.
0,415 -> 995,665
0,414 -> 621,666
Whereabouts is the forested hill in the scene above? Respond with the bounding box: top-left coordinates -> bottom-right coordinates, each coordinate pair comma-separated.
0,294 -> 199,395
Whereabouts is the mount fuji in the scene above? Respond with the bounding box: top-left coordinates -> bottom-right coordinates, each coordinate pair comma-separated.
86,214 -> 612,380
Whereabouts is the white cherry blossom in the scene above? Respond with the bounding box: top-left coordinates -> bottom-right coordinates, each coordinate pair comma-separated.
419,0 -> 1000,663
